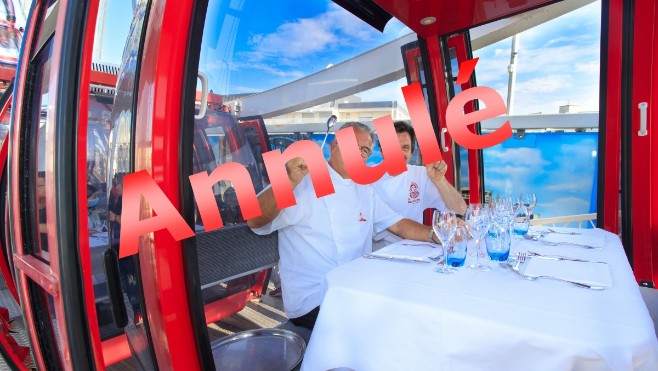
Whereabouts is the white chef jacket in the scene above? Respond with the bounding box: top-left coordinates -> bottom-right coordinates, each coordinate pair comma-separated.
251,164 -> 402,319
372,165 -> 446,248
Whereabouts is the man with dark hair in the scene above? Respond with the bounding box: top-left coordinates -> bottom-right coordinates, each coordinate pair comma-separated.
248,122 -> 441,330
372,120 -> 467,250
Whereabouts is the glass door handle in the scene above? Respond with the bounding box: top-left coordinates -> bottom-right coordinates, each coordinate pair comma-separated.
195,71 -> 209,120
638,102 -> 648,137
440,127 -> 450,152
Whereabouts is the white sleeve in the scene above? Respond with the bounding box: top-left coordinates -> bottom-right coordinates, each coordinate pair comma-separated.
250,181 -> 308,235
372,190 -> 404,234
421,171 -> 446,212
250,204 -> 304,235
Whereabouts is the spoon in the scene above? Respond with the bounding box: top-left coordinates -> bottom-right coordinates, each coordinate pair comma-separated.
522,234 -> 539,241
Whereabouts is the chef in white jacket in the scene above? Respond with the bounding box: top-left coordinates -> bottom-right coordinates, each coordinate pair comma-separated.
248,122 -> 439,330
372,121 -> 467,250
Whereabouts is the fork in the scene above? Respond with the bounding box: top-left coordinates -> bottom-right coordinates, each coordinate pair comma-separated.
541,240 -> 600,249
513,252 -> 526,271
500,262 -> 605,290
527,251 -> 607,264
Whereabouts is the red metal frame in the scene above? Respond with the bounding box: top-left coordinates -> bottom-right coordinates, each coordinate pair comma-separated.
425,36 -> 454,185
89,69 -> 117,87
631,0 -> 657,284
77,0 -> 105,369
29,0 -> 76,367
403,47 -> 421,85
0,99 -> 19,303
601,0 -> 623,235
0,317 -> 28,371
447,34 -> 481,205
10,0 -> 48,368
372,0 -> 558,39
203,271 -> 268,324
134,0 -> 201,368
100,333 -> 131,366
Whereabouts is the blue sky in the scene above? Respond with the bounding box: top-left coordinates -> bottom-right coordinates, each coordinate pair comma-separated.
196,1 -> 409,95
99,1 -> 601,115
474,1 -> 601,114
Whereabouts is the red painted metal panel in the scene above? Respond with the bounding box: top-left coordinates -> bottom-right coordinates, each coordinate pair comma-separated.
0,107 -> 19,303
425,35 -> 454,185
203,271 -> 268,323
602,0 -> 623,235
134,0 -> 201,368
101,334 -> 131,366
448,34 -> 481,205
631,0 -> 656,283
77,0 -> 105,368
404,47 -> 421,84
0,318 -> 28,371
12,254 -> 58,295
9,0 -> 47,368
651,4 -> 658,289
89,69 -> 117,87
372,0 -> 558,38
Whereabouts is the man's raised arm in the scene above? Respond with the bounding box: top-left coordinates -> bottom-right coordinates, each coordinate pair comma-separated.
247,157 -> 308,229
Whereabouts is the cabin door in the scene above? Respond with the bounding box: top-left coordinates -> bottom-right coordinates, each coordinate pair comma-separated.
627,0 -> 658,285
9,0 -> 104,369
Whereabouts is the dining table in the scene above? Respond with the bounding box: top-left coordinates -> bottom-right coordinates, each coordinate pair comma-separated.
301,227 -> 658,371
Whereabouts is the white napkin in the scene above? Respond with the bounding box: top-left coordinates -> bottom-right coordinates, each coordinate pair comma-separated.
531,227 -> 605,248
522,257 -> 612,287
371,241 -> 441,260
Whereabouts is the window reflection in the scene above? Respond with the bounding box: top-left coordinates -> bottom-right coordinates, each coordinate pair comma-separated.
193,111 -> 266,229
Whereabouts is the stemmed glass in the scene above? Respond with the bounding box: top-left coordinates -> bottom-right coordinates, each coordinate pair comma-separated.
521,193 -> 537,219
432,210 -> 458,274
465,204 -> 491,272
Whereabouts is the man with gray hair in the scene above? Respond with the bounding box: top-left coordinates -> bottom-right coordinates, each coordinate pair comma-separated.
249,122 -> 440,330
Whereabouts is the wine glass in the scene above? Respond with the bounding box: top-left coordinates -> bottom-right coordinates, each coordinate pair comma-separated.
432,210 -> 458,274
465,203 -> 491,272
521,192 -> 537,219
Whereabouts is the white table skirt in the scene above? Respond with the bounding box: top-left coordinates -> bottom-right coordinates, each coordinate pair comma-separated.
302,228 -> 658,371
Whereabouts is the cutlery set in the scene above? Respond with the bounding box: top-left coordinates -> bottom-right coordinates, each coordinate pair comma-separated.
363,254 -> 432,264
522,233 -> 600,249
502,251 -> 607,290
499,260 -> 605,290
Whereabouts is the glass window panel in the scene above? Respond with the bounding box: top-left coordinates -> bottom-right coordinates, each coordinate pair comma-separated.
27,37 -> 53,262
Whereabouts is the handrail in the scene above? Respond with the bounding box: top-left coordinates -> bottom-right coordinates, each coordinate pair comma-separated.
530,213 -> 596,228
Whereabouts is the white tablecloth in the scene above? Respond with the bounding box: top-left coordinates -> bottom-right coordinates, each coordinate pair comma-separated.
302,228 -> 658,371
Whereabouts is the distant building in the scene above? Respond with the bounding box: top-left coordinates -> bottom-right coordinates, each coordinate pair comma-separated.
559,104 -> 581,114
265,95 -> 409,127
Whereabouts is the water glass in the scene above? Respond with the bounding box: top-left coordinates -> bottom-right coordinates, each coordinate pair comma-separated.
486,222 -> 511,261
432,210 -> 458,274
447,227 -> 468,267
465,204 -> 491,272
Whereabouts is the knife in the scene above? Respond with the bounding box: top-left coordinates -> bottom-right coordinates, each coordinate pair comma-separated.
527,251 -> 607,264
363,254 -> 431,263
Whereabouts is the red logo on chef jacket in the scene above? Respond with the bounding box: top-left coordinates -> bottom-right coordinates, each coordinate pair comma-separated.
359,211 -> 367,222
408,182 -> 420,204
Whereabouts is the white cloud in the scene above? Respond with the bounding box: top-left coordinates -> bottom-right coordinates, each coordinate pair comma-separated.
485,147 -> 550,168
473,1 -> 601,115
515,75 -> 573,94
242,3 -> 380,63
544,178 -> 592,192
575,61 -> 600,74
540,196 -> 590,218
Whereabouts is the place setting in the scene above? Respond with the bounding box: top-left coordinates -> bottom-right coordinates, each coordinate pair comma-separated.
501,251 -> 612,290
363,239 -> 443,264
522,226 -> 605,249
